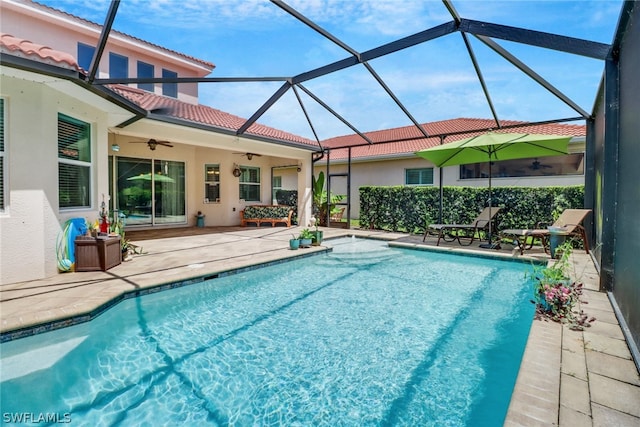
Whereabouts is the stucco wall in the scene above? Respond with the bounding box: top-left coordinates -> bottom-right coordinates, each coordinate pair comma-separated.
0,75 -> 111,285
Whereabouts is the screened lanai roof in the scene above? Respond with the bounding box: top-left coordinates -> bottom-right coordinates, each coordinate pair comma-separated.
9,0 -> 621,150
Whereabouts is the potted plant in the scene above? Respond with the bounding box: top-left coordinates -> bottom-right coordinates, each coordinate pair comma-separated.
311,216 -> 323,246
289,234 -> 300,250
299,228 -> 314,248
195,211 -> 205,228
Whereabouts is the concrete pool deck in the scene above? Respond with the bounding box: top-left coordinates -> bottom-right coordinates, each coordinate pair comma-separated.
1,226 -> 638,426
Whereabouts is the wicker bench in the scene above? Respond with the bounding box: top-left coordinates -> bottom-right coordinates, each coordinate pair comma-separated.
240,205 -> 294,227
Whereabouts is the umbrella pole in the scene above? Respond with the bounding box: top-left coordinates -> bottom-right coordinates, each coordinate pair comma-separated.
480,160 -> 501,250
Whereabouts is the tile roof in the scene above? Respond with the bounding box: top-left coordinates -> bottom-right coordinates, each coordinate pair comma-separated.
322,118 -> 586,161
109,85 -> 319,148
1,31 -> 316,148
1,32 -> 82,72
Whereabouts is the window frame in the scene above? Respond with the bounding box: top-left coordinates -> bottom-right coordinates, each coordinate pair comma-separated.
77,42 -> 95,72
239,165 -> 261,202
58,113 -> 92,210
405,167 -> 434,186
0,98 -> 5,212
137,61 -> 155,92
272,175 -> 282,204
162,68 -> 178,98
204,164 -> 220,203
109,52 -> 128,79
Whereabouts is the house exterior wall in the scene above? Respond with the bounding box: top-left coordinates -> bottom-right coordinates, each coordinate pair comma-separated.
108,139 -> 310,228
0,75 -> 112,285
1,0 -> 212,103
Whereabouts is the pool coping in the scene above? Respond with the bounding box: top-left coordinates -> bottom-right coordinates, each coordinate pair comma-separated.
1,246 -> 332,342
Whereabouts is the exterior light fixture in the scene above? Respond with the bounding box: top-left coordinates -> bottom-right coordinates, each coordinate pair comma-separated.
111,144 -> 120,152
232,164 -> 242,177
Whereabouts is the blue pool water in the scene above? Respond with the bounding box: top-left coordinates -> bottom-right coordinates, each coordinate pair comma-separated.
1,238 -> 536,426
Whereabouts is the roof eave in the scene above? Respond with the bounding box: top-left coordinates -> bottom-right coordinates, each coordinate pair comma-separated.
144,113 -> 321,152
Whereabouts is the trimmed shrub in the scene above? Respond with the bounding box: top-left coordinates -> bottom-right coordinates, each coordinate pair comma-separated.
359,185 -> 585,233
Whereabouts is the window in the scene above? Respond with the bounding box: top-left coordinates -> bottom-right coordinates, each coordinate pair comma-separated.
239,166 -> 260,202
205,164 -> 220,202
272,175 -> 282,204
406,168 -> 434,185
0,98 -> 5,211
459,154 -> 585,179
109,52 -> 128,79
77,43 -> 95,71
162,69 -> 178,98
137,61 -> 154,92
58,114 -> 91,209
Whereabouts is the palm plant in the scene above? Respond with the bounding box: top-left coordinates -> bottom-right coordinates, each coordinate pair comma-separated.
313,171 -> 345,226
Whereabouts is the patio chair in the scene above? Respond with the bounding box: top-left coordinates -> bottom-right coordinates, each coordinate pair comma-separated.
500,208 -> 591,255
330,207 -> 345,222
423,206 -> 501,246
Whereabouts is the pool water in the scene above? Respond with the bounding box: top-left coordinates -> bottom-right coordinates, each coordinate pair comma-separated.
1,238 -> 536,426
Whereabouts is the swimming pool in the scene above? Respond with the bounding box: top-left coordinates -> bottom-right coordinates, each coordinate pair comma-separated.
1,238 -> 536,426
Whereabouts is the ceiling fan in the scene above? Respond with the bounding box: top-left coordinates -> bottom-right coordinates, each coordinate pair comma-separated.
529,158 -> 552,170
233,152 -> 262,160
129,139 -> 173,151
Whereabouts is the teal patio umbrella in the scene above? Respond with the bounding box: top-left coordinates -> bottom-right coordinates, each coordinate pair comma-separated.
416,132 -> 572,248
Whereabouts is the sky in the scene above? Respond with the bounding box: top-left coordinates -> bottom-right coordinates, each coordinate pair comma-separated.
38,0 -> 623,141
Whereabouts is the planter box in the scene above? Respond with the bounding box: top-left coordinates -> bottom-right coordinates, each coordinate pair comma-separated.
75,236 -> 122,272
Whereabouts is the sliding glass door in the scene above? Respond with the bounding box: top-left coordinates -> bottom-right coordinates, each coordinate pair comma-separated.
114,157 -> 185,226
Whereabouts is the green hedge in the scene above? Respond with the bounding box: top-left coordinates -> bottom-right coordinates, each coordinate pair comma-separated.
359,185 -> 584,233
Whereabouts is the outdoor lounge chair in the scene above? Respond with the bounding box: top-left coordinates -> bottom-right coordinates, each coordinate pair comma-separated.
423,206 -> 501,246
500,208 -> 591,255
330,207 -> 345,222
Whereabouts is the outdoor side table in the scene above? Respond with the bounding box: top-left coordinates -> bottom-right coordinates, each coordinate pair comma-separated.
548,226 -> 569,259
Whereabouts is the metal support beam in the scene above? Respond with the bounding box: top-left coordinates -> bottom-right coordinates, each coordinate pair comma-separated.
460,32 -> 501,126
296,84 -> 373,144
292,86 -> 322,148
460,19 -> 611,60
347,147 -> 352,229
237,82 -> 291,135
361,21 -> 457,62
88,0 -> 120,83
599,57 -> 620,292
270,0 -> 360,59
362,62 -> 430,139
93,76 -> 290,85
584,118 -> 596,252
438,135 -> 445,223
476,35 -> 591,118
292,21 -> 458,85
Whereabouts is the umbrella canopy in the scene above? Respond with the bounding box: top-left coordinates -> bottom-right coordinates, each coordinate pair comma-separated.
415,132 -> 572,249
415,132 -> 571,167
127,173 -> 174,183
